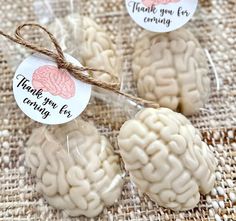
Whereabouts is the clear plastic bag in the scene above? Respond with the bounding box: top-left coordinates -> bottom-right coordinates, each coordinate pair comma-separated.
0,0 -> 127,218
119,2 -> 221,119
33,0 -> 122,84
17,0 -> 129,218
26,118 -> 124,218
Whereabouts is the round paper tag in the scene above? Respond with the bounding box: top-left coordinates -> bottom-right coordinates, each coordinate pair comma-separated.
13,53 -> 92,125
125,0 -> 198,32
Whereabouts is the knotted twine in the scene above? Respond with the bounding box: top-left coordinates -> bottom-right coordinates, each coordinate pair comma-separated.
0,23 -> 159,108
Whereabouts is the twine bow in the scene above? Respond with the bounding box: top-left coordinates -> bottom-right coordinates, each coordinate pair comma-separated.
0,23 -> 159,108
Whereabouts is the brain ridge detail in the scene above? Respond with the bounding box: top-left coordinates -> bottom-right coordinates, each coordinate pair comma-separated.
26,119 -> 123,217
48,14 -> 119,83
133,29 -> 210,115
118,108 -> 216,211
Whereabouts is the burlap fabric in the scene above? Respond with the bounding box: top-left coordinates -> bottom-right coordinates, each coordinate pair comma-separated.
0,0 -> 235,220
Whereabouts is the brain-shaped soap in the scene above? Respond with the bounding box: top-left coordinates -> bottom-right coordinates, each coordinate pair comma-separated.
26,119 -> 123,217
32,65 -> 75,99
133,29 -> 210,116
48,14 -> 119,82
118,108 -> 216,211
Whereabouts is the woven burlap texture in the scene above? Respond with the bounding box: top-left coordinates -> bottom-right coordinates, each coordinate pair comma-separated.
0,0 -> 235,220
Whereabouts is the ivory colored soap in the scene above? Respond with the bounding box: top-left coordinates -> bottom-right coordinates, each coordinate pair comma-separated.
118,108 -> 216,211
133,29 -> 210,116
48,14 -> 119,82
26,119 -> 123,217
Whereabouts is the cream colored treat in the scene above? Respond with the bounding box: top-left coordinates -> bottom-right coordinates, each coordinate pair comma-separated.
48,14 -> 119,82
26,119 -> 123,217
118,108 -> 216,211
133,29 -> 210,116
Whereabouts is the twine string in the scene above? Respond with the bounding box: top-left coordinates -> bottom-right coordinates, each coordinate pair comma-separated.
0,23 -> 160,108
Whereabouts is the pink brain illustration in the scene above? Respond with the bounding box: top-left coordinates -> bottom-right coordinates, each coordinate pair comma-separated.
142,0 -> 180,7
32,65 -> 76,99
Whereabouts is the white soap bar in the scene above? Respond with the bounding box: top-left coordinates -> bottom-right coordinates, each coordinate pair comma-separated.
132,29 -> 210,116
48,14 -> 120,82
118,108 -> 216,211
26,119 -> 123,217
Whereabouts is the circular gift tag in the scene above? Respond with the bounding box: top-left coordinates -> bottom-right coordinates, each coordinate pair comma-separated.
13,53 -> 92,125
125,0 -> 198,32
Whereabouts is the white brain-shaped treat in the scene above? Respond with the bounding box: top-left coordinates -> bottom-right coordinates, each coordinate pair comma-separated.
26,119 -> 123,217
48,14 -> 119,82
133,29 -> 210,116
118,108 -> 216,211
